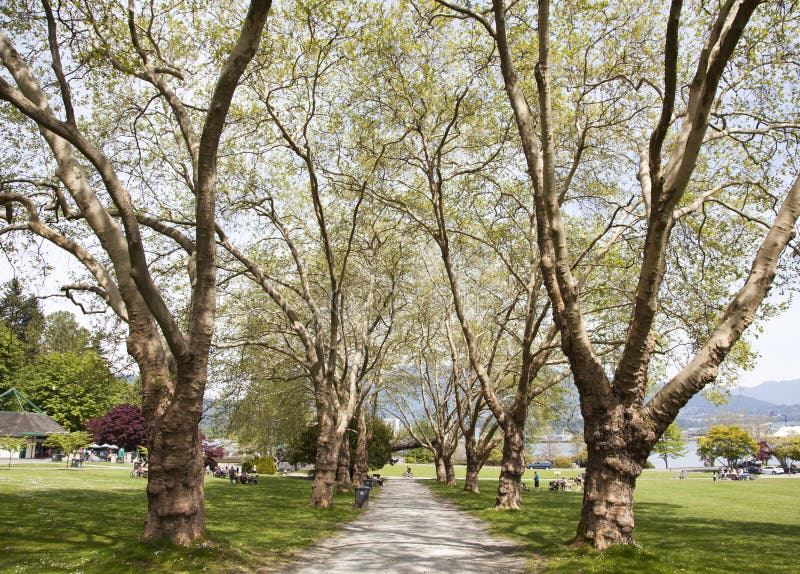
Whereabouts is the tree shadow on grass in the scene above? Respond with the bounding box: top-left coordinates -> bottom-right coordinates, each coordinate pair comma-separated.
430,483 -> 799,574
632,500 -> 799,573
0,476 -> 359,573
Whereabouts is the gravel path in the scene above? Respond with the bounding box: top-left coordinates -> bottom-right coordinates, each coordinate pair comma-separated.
280,478 -> 531,574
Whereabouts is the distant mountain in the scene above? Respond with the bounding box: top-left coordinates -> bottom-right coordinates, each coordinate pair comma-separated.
680,393 -> 777,417
675,387 -> 800,427
737,379 -> 800,406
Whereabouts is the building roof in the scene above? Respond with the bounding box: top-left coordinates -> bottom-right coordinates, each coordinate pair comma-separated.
0,388 -> 45,414
0,412 -> 68,437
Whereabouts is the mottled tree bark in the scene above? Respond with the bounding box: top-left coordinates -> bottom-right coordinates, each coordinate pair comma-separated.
495,422 -> 526,510
575,451 -> 640,549
435,453 -> 447,482
336,431 -> 352,493
311,403 -> 343,508
464,456 -> 482,493
352,408 -> 370,486
444,454 -> 456,486
572,402 -> 650,549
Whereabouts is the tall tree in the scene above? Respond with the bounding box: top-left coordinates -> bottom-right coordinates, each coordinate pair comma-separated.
13,350 -> 128,430
0,321 -> 24,386
40,311 -> 92,355
364,5 -> 569,509
697,425 -> 758,469
433,0 -> 800,548
212,0 -> 405,506
652,422 -> 688,470
0,0 -> 271,543
0,278 -> 44,356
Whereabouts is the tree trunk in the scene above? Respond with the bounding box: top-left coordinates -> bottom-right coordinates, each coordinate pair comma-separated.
464,455 -> 481,493
495,423 -> 526,510
352,408 -> 369,486
311,414 -> 341,508
434,452 -> 446,482
336,432 -> 352,493
445,454 -> 456,486
140,355 -> 206,545
574,448 -> 643,550
143,413 -> 205,544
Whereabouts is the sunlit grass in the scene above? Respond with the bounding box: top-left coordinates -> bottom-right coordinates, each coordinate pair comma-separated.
428,474 -> 800,573
3,462 -> 796,573
0,464 -> 359,573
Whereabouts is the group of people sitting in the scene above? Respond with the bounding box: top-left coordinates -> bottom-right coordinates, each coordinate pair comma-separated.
209,464 -> 259,484
549,475 -> 583,491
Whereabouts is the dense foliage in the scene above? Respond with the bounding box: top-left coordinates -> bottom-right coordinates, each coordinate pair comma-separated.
697,425 -> 759,468
287,417 -> 394,471
652,423 -> 689,469
86,404 -> 147,451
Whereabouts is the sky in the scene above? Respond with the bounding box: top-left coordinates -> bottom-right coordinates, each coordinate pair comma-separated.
737,296 -> 800,387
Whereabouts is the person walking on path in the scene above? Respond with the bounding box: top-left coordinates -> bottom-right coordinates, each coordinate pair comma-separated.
534,471 -> 540,491
281,478 -> 529,574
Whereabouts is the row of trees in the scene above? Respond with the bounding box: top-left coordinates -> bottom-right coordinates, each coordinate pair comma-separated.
696,425 -> 800,470
2,0 -> 799,551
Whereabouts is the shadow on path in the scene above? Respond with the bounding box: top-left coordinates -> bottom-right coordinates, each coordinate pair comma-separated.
280,478 -> 531,574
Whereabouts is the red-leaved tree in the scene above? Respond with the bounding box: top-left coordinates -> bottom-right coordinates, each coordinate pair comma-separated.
200,432 -> 224,467
757,441 -> 774,466
86,403 -> 147,451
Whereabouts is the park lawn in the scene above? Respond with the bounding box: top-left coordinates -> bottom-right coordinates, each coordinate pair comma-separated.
0,464 -> 360,573
378,462 -> 680,481
428,474 -> 800,573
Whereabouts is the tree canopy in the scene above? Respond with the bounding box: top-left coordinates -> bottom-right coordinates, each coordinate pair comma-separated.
86,403 -> 147,451
2,0 -> 799,551
697,425 -> 758,469
652,423 -> 688,470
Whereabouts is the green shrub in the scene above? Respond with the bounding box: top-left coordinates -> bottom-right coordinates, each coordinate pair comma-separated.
241,455 -> 254,473
553,456 -> 575,468
256,455 -> 276,474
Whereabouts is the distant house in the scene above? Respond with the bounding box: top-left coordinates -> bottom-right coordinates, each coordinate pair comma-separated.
0,388 -> 68,459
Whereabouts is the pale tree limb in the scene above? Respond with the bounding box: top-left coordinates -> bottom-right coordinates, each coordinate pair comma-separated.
613,0 -> 761,394
0,192 -> 128,321
645,172 -> 800,436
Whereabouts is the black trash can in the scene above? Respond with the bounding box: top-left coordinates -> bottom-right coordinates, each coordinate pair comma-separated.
354,485 -> 371,508
51,454 -> 63,462
71,458 -> 81,467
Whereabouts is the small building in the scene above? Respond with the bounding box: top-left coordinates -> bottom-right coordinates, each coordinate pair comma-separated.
0,388 -> 68,458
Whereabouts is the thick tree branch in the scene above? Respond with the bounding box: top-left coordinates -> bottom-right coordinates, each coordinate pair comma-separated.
645,173 -> 800,437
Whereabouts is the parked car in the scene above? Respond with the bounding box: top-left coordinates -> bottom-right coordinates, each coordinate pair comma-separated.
527,460 -> 554,469
761,465 -> 784,475
745,465 -> 762,474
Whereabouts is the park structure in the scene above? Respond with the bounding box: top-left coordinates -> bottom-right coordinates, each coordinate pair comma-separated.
0,388 -> 68,459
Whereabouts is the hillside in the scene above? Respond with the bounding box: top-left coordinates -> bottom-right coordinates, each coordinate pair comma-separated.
738,379 -> 800,405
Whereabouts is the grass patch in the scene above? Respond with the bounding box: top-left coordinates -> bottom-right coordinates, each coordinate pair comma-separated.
428,475 -> 800,573
0,464 -> 359,573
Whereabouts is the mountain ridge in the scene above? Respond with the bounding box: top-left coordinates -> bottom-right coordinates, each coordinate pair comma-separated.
737,378 -> 800,405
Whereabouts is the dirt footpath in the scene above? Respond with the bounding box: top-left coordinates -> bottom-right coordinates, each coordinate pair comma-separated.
280,478 -> 532,574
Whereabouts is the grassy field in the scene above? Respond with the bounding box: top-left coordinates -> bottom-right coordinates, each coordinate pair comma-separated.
0,463 -> 358,573
426,470 -> 800,573
1,463 -> 798,573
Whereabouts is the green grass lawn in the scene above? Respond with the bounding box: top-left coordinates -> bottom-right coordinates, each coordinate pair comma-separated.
0,463 -> 359,573
2,463 -> 797,573
427,472 -> 800,573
